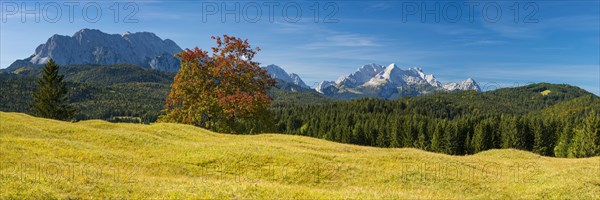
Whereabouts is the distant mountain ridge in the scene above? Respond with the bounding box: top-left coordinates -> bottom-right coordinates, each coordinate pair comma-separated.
262,64 -> 309,88
262,63 -> 481,99
7,29 -> 182,72
316,63 -> 480,99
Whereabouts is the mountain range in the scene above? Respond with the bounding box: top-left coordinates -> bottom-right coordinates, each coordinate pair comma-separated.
7,29 -> 182,72
5,29 -> 479,99
315,63 -> 480,99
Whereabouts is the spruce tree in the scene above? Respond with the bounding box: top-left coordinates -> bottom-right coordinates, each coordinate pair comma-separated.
416,121 -> 429,150
554,122 -> 573,158
472,120 -> 491,153
389,119 -> 401,148
501,116 -> 518,149
532,118 -> 547,155
443,122 -> 458,155
430,120 -> 444,152
568,111 -> 599,158
32,59 -> 76,121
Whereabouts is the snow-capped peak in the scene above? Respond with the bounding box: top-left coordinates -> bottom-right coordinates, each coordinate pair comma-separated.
313,62 -> 481,98
460,77 -> 481,92
359,64 -> 446,88
443,77 -> 481,92
335,63 -> 384,86
380,63 -> 403,80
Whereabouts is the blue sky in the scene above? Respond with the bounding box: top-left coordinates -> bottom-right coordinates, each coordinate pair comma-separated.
1,0 -> 599,95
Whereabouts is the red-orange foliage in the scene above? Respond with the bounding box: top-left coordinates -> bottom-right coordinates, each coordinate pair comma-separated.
159,35 -> 276,133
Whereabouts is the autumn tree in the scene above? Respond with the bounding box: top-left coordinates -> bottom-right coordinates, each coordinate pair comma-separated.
32,59 -> 76,121
159,35 -> 276,134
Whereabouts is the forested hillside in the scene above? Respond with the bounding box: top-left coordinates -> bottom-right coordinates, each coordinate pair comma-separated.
0,65 -> 173,122
272,84 -> 600,157
1,65 -> 598,157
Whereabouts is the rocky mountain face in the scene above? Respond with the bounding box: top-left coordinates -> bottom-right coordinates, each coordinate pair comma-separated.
7,29 -> 182,72
262,64 -> 309,88
316,63 -> 480,99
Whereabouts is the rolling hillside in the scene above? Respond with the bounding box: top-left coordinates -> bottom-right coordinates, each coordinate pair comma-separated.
1,112 -> 598,198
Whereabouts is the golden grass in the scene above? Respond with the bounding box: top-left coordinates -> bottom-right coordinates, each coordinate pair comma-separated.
1,112 -> 599,199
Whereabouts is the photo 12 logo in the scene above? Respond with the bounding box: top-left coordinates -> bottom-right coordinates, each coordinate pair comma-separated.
200,1 -> 339,23
400,1 -> 539,23
1,1 -> 139,23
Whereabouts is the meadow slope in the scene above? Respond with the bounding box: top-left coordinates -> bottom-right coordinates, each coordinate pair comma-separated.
0,112 -> 599,199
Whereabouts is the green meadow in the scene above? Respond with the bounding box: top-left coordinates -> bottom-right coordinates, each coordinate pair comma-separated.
1,112 -> 599,199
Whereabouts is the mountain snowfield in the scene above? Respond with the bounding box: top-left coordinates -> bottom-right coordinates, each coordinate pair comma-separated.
7,29 -> 182,72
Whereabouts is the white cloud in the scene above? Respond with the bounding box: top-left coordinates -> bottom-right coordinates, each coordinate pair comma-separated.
303,34 -> 381,49
463,40 -> 507,46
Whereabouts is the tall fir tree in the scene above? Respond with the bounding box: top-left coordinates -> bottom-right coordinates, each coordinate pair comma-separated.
500,116 -> 518,149
568,111 -> 599,158
389,119 -> 401,148
443,121 -> 458,155
430,120 -> 444,153
32,59 -> 76,121
554,122 -> 573,158
532,118 -> 547,155
472,119 -> 493,153
416,121 -> 429,150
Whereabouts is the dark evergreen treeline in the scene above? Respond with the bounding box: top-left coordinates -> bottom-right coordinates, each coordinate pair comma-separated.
0,64 -> 173,123
272,86 -> 600,158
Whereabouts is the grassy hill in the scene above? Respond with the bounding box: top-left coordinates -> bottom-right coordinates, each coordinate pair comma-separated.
1,112 -> 598,199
